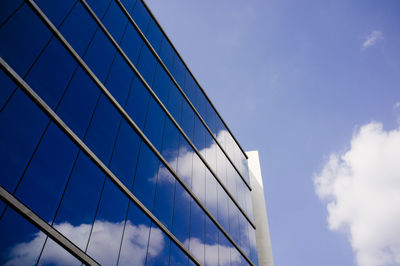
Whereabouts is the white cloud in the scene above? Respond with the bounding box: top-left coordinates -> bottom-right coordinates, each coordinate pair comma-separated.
314,122 -> 400,266
362,30 -> 383,50
393,102 -> 400,110
5,221 -> 164,266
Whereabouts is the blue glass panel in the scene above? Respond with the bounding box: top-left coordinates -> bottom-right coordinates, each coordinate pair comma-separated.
152,163 -> 175,229
85,94 -> 121,164
145,223 -> 170,265
130,0 -> 150,33
0,205 -> 45,265
176,137 -> 193,188
84,30 -> 116,83
226,164 -> 238,201
118,200 -> 151,266
169,240 -> 189,265
196,85 -> 207,123
145,18 -> 163,52
219,232 -> 233,266
189,199 -> 205,264
205,135 -> 217,174
15,122 -> 79,222
193,115 -> 206,158
143,98 -> 165,151
104,53 -> 134,106
132,143 -> 158,210
216,147 -> 227,186
228,199 -> 240,245
125,77 -> 150,129
120,0 -> 137,14
204,215 -> 219,266
25,38 -> 77,109
59,2 -> 97,56
171,55 -> 186,89
35,0 -> 76,28
152,63 -> 171,105
86,0 -> 110,20
160,118 -> 180,172
137,44 -> 157,85
0,89 -> 48,192
86,179 -> 129,265
248,224 -> 258,265
183,71 -> 197,108
0,0 -> 23,26
56,67 -> 100,139
108,120 -> 140,188
181,100 -> 194,141
0,4 -> 51,76
0,69 -> 16,116
172,182 -> 190,248
238,213 -> 250,258
101,1 -> 128,42
166,83 -> 183,123
120,23 -> 143,65
159,37 -> 174,71
53,152 -> 105,250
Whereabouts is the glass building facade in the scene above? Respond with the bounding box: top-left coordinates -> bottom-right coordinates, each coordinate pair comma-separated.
0,0 -> 258,265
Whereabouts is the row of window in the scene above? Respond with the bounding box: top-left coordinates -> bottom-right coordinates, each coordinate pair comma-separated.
0,1 -> 258,264
116,0 -> 251,185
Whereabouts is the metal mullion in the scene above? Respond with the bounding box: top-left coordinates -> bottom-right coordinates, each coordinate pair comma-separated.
0,56 -> 201,266
0,186 -> 100,266
80,0 -> 255,229
22,1 -> 255,264
115,0 -> 252,191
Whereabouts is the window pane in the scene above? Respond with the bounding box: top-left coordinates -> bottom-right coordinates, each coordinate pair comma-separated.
145,18 -> 163,53
0,4 -> 51,76
160,117 -> 180,173
189,199 -> 205,264
172,182 -> 190,248
120,22 -> 143,65
145,223 -> 170,265
152,63 -> 170,105
125,77 -> 150,130
137,44 -> 157,86
143,97 -> 165,151
35,0 -> 76,28
169,240 -> 189,265
159,37 -> 174,71
0,89 -> 48,192
204,215 -> 219,266
0,0 -> 23,26
129,0 -> 150,33
176,136 -> 193,188
86,0 -> 110,20
181,100 -> 195,141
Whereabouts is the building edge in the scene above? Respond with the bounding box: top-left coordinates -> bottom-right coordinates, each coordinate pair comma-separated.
247,151 -> 274,266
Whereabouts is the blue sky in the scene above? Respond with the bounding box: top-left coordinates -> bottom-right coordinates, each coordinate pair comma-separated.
145,0 -> 400,265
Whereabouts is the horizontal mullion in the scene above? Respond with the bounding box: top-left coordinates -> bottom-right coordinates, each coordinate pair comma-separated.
115,0 -> 252,191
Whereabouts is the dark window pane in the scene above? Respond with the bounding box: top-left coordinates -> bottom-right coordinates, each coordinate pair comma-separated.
137,44 -> 157,85
248,224 -> 258,265
15,122 -> 79,222
84,30 -> 116,83
172,182 -> 190,248
120,19 -> 143,65
219,232 -> 233,266
0,90 -> 48,192
132,143 -> 158,210
85,94 -> 121,164
152,63 -> 171,105
205,135 -> 217,174
86,0 -> 110,20
86,179 -> 129,265
145,18 -> 163,52
56,67 -> 100,139
25,38 -> 77,109
159,37 -> 174,71
104,53 -> 134,106
166,84 -> 183,123
152,163 -> 175,229
0,69 -> 15,110
101,1 -> 128,42
181,101 -> 194,141
143,98 -> 165,151
59,2 -> 97,56
120,0 -> 137,14
0,4 -> 51,76
35,0 -> 76,28
109,120 -> 141,188
130,0 -> 150,32
193,115 -> 206,158
125,78 -> 150,129
118,200 -> 151,266
53,152 -> 105,250
0,0 -> 24,26
171,55 -> 185,89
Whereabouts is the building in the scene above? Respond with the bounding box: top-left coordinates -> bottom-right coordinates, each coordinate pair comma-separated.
0,0 -> 273,265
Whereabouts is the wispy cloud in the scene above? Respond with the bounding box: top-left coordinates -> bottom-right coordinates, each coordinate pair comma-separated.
314,122 -> 400,266
362,30 -> 383,50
